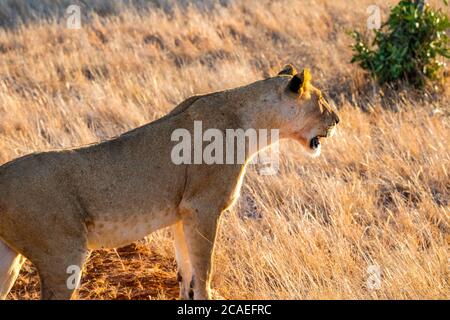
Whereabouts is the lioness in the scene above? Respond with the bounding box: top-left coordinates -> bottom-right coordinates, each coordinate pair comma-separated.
0,65 -> 339,300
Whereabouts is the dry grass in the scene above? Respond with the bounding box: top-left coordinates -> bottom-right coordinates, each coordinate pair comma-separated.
1,0 -> 449,299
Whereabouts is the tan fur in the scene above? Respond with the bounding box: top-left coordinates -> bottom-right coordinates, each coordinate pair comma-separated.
0,65 -> 338,300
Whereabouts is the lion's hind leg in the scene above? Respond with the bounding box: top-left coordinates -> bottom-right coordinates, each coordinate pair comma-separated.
0,239 -> 25,300
34,240 -> 89,300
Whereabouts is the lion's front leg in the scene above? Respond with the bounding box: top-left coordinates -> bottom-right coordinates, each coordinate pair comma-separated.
181,204 -> 220,300
172,221 -> 192,300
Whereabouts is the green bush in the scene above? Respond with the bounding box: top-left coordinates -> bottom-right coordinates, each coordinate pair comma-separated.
350,0 -> 450,88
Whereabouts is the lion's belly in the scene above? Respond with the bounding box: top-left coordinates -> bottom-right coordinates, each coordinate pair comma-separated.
86,207 -> 179,249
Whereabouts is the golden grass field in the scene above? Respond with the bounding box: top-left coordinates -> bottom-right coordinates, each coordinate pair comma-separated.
0,0 -> 449,299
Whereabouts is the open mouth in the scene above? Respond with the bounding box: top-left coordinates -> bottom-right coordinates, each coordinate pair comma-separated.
309,136 -> 321,150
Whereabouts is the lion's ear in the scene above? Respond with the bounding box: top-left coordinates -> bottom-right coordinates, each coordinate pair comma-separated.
288,68 -> 312,94
278,64 -> 297,76
301,68 -> 312,90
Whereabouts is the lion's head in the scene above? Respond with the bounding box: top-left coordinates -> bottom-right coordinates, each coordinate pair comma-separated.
276,64 -> 340,157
